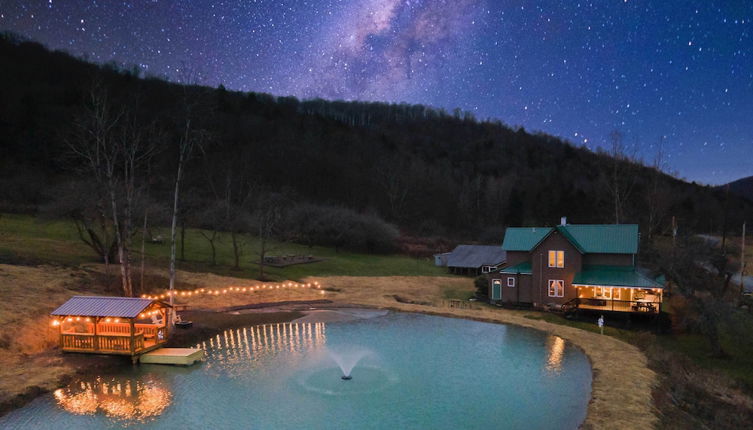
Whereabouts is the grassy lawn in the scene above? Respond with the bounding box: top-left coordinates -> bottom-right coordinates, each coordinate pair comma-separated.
0,213 -> 448,280
521,308 -> 753,391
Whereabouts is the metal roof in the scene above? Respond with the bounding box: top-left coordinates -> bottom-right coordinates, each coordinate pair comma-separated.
51,296 -> 165,318
499,261 -> 532,275
446,245 -> 506,269
501,224 -> 639,254
502,227 -> 553,251
561,224 -> 639,254
573,265 -> 663,289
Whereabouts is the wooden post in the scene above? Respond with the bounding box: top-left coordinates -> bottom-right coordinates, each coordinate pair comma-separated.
129,319 -> 136,355
93,317 -> 99,351
58,317 -> 62,349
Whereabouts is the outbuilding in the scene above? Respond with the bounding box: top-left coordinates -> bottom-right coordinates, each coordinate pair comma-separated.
444,245 -> 507,276
51,296 -> 171,357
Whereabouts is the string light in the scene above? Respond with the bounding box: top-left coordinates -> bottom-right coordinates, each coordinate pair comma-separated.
140,281 -> 322,300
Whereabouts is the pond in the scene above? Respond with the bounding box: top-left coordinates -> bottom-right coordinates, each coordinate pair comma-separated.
0,312 -> 591,429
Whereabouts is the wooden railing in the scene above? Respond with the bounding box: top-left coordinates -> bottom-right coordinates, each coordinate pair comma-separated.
61,333 -> 95,350
97,323 -> 131,335
61,332 -> 145,353
576,298 -> 661,313
135,324 -> 165,340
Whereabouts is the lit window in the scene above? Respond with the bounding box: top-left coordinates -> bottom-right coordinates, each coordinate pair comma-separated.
507,277 -> 515,287
548,250 -> 564,268
548,280 -> 564,297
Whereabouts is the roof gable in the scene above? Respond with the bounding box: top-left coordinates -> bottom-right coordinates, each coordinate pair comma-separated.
501,227 -> 553,251
51,296 -> 164,318
446,245 -> 506,268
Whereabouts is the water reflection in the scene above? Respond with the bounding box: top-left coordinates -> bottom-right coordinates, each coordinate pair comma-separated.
198,322 -> 327,366
545,335 -> 566,374
53,376 -> 171,422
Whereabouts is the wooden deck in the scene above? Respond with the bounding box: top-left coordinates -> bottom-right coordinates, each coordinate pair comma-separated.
60,322 -> 167,355
140,348 -> 204,365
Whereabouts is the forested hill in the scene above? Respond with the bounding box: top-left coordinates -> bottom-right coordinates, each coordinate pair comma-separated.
0,33 -> 750,244
726,176 -> 753,204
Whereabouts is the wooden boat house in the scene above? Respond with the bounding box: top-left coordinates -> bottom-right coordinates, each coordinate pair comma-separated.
51,296 -> 171,357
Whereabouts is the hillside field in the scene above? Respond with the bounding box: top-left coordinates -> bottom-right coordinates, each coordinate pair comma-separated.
0,213 -> 448,282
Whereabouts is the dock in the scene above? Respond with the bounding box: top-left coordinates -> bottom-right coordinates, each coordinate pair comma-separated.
139,347 -> 204,366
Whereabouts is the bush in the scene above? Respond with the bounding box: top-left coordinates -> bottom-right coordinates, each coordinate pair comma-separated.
474,276 -> 488,299
282,203 -> 398,253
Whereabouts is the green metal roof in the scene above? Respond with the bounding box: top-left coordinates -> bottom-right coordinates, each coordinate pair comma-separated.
501,228 -> 553,251
501,224 -> 639,254
573,265 -> 663,289
499,261 -> 532,275
560,224 -> 639,254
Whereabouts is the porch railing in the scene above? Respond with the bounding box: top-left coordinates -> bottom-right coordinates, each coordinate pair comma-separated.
577,298 -> 661,313
61,332 -> 145,353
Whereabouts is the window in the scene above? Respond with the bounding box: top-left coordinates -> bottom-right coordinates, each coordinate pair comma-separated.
613,288 -> 621,300
548,280 -> 564,297
507,277 -> 515,287
548,250 -> 565,268
595,287 -> 612,299
481,266 -> 490,274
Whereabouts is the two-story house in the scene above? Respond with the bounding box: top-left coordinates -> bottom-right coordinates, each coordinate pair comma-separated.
489,219 -> 663,313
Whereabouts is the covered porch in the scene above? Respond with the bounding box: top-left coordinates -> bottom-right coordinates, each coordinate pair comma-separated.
573,286 -> 662,313
571,266 -> 664,314
51,296 -> 171,356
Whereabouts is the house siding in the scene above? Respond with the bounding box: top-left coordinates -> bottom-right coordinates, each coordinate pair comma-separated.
583,253 -> 634,266
503,251 -> 529,267
530,230 -> 582,306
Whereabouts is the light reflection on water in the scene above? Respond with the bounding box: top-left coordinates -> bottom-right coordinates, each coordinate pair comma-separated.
52,376 -> 171,423
546,335 -> 566,374
0,314 -> 592,430
54,322 -> 327,424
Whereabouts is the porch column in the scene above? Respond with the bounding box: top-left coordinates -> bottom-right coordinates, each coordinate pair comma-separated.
93,317 -> 99,351
129,319 -> 135,355
58,317 -> 62,348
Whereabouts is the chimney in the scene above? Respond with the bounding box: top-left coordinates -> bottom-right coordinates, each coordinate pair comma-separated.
560,216 -> 567,226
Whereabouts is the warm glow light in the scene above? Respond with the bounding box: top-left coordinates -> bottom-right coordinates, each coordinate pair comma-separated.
52,320 -> 60,327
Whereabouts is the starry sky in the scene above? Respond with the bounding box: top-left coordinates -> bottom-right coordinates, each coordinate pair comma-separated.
1,0 -> 752,184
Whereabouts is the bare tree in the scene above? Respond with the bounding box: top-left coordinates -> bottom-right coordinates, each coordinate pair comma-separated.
646,136 -> 671,239
67,82 -> 155,297
660,237 -> 741,357
375,158 -> 411,222
603,131 -> 638,224
167,68 -> 211,312
197,204 -> 224,266
253,194 -> 287,280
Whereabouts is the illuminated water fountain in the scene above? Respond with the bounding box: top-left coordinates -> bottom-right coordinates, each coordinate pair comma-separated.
328,347 -> 371,380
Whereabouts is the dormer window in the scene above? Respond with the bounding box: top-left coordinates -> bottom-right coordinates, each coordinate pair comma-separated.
548,250 -> 564,268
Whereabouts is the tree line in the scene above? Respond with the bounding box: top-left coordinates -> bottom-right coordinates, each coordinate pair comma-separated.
1,33 -> 752,296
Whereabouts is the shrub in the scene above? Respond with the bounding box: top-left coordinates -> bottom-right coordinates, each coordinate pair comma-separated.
474,276 -> 488,299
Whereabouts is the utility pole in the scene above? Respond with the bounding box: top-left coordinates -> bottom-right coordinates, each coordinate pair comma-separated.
741,222 -> 747,296
721,184 -> 730,255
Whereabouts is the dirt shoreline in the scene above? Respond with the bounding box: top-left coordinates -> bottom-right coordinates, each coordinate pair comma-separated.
1,272 -> 658,429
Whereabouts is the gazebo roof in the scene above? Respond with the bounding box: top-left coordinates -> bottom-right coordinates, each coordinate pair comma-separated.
51,296 -> 166,318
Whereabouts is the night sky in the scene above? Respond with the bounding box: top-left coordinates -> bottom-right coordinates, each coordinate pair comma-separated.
1,1 -> 751,184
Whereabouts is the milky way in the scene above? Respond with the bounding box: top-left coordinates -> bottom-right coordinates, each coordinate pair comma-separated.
1,0 -> 752,184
